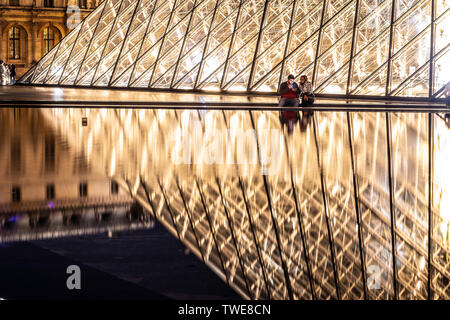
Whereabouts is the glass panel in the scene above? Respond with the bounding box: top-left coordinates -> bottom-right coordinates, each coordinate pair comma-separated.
390,113 -> 429,299
253,109 -> 313,299
432,114 -> 450,300
433,48 -> 450,95
351,112 -> 395,299
390,30 -> 430,93
392,0 -> 431,55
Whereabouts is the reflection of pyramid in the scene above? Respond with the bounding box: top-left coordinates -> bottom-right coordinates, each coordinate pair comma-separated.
19,0 -> 449,96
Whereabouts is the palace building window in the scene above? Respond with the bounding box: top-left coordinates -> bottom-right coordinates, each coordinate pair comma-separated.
8,27 -> 20,59
43,27 -> 56,55
9,0 -> 20,5
79,0 -> 87,9
43,0 -> 54,7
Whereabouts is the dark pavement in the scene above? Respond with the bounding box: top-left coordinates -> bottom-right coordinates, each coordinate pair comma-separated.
0,222 -> 241,300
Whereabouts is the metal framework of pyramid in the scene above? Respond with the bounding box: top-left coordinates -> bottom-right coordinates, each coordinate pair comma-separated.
41,104 -> 450,300
19,0 -> 449,97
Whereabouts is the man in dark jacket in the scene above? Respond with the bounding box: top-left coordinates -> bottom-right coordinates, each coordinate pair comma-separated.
9,64 -> 16,85
278,74 -> 300,133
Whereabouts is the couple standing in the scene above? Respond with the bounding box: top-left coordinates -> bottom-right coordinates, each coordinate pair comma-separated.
0,60 -> 16,85
278,74 -> 314,133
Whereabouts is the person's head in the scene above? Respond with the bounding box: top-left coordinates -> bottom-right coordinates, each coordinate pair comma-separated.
287,74 -> 295,84
0,60 -> 3,65
300,75 -> 308,84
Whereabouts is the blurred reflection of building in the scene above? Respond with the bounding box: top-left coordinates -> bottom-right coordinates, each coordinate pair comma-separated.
0,109 -> 153,242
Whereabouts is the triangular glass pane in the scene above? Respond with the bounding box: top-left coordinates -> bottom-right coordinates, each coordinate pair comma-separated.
357,0 -> 389,22
288,3 -> 323,54
58,3 -> 107,84
324,0 -> 353,23
251,40 -> 287,87
319,1 -> 355,55
390,29 -> 430,93
355,1 -> 392,52
173,64 -> 199,89
76,67 -> 97,86
395,0 -> 422,19
315,63 -> 349,94
282,34 -> 319,80
30,45 -> 59,83
252,65 -> 282,92
224,38 -> 257,85
197,64 -> 224,90
393,0 -> 431,55
435,10 -> 450,53
436,0 -> 450,17
433,47 -> 449,95
315,32 -> 353,87
197,58 -> 226,88
60,67 -> 81,85
174,38 -> 207,85
350,31 -> 390,91
151,64 -> 176,88
128,39 -> 162,86
18,65 -> 36,83
392,63 -> 429,97
111,66 -> 134,87
167,0 -> 196,31
352,64 -> 388,95
93,68 -> 114,87
44,26 -> 82,84
229,0 -> 265,56
91,0 -> 138,84
224,65 -> 251,91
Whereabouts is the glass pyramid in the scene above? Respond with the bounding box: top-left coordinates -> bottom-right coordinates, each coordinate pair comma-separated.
19,0 -> 449,97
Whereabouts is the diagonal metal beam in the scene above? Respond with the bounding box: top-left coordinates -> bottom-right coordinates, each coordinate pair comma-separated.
91,0 -> 129,85
125,0 -> 160,87
107,0 -> 144,86
346,111 -> 367,299
277,0 -> 297,90
175,179 -> 206,264
56,10 -> 90,84
195,178 -> 231,287
251,0 -> 352,90
58,0 -> 108,85
220,0 -> 245,89
170,0 -> 199,88
157,178 -> 182,241
193,0 -> 222,88
215,177 -> 253,299
238,177 -> 272,299
247,0 -> 270,90
427,112 -> 434,299
219,108 -> 271,299
385,112 -> 398,299
41,36 -> 65,84
282,133 -> 316,299
429,0 -> 436,97
311,114 -> 341,300
140,177 -> 157,220
74,0 -> 111,84
248,110 -> 294,299
385,0 -> 396,95
261,174 -> 294,299
311,0 -> 330,88
147,0 -> 180,87
346,0 -> 360,95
